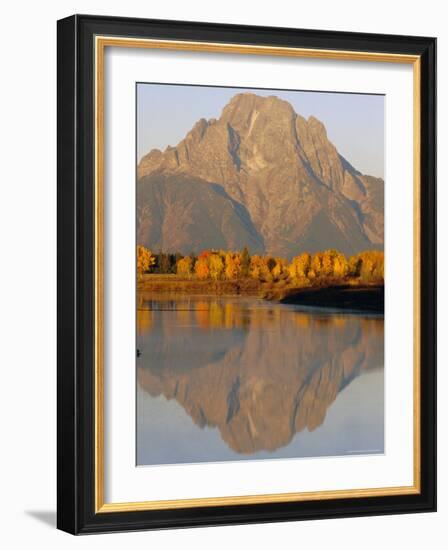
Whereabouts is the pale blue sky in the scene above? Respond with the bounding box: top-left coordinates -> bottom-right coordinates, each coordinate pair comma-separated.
137,83 -> 384,179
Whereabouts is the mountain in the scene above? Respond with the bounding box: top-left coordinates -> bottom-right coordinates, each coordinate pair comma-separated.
137,93 -> 384,257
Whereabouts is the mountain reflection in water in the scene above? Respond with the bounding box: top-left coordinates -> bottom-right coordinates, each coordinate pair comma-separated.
137,293 -> 384,465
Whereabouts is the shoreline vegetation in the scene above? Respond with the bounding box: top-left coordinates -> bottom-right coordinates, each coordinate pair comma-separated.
137,246 -> 384,313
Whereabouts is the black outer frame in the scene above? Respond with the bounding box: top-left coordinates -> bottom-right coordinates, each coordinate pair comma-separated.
57,14 -> 436,535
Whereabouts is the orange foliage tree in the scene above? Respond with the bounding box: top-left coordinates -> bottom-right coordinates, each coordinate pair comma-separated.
195,257 -> 210,279
151,244 -> 384,288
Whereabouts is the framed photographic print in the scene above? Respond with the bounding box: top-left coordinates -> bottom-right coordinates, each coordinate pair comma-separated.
57,14 -> 436,534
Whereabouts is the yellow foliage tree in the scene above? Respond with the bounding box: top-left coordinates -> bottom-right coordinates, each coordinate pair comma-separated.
333,251 -> 348,278
348,250 -> 384,283
249,255 -> 263,280
136,245 -> 156,275
272,257 -> 288,280
289,252 -> 312,280
224,252 -> 242,280
168,246 -> 383,287
319,249 -> 348,278
209,253 -> 225,280
321,250 -> 335,277
176,256 -> 193,277
360,251 -> 384,283
250,255 -> 274,282
348,254 -> 362,277
311,252 -> 325,278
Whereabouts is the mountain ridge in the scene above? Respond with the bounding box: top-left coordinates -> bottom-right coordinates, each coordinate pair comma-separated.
137,92 -> 384,257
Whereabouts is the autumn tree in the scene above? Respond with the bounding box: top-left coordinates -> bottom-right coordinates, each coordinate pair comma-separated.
333,251 -> 348,278
319,249 -> 348,278
224,252 -> 242,280
250,255 -> 275,282
195,252 -> 211,280
175,251 -> 183,265
311,252 -> 325,278
321,250 -> 335,277
249,255 -> 263,280
195,259 -> 210,279
287,250 -> 351,286
176,256 -> 194,277
136,245 -> 156,275
209,253 -> 225,280
169,246 -> 383,287
289,252 -> 312,280
355,250 -> 384,283
240,246 -> 251,278
348,254 -> 363,277
272,257 -> 288,281
156,250 -> 172,274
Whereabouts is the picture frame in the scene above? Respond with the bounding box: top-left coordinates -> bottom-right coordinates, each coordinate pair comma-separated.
57,14 -> 436,534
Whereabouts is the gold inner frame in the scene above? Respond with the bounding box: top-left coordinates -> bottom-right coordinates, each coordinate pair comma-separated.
94,36 -> 421,514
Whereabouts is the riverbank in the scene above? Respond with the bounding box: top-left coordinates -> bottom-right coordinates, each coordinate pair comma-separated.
138,275 -> 384,313
138,274 -> 262,295
277,285 -> 384,313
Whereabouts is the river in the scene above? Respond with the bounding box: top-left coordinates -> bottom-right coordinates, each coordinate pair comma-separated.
136,292 -> 384,466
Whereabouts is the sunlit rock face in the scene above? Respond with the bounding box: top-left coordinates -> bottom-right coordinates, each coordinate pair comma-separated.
137,93 -> 384,257
137,298 -> 383,454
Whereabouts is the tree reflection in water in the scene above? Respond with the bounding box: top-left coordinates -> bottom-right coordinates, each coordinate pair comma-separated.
137,293 -> 384,457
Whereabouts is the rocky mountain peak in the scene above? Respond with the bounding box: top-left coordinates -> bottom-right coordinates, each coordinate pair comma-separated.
307,114 -> 328,135
137,92 -> 384,257
187,117 -> 209,141
221,92 -> 295,127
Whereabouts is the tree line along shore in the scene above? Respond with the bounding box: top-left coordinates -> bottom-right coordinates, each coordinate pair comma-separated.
137,246 -> 384,312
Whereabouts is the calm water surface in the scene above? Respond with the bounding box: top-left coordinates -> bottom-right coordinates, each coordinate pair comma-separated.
137,293 -> 384,466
